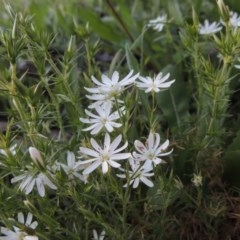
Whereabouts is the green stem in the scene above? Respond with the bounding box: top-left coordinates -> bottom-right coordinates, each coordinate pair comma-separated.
10,63 -> 36,145
105,0 -> 134,43
40,76 -> 65,139
149,91 -> 156,128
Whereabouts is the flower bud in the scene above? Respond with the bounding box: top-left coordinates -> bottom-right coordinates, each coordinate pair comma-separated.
67,35 -> 75,53
12,15 -> 17,40
29,147 -> 45,169
192,6 -> 199,27
216,0 -> 230,22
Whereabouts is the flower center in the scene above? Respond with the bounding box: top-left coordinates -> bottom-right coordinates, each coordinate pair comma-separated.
101,118 -> 107,125
108,84 -> 121,97
101,152 -> 110,162
147,151 -> 155,160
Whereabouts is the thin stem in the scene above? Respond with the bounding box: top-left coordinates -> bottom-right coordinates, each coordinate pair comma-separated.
149,91 -> 156,128
105,0 -> 134,43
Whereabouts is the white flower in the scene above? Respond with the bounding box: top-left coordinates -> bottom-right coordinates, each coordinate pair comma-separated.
92,229 -> 106,240
11,170 -> 57,197
80,102 -> 124,135
191,173 -> 203,187
117,158 -> 154,188
0,226 -> 24,240
147,14 -> 167,32
58,151 -> 88,183
78,133 -> 131,175
228,11 -> 240,28
85,70 -> 139,107
0,143 -> 17,156
0,212 -> 38,240
136,72 -> 175,93
199,19 -> 222,35
133,132 -> 172,170
11,147 -> 57,197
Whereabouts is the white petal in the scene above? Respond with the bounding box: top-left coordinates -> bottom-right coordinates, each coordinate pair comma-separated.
102,74 -> 112,85
24,177 -> 36,195
142,160 -> 153,171
153,133 -> 160,150
158,72 -> 170,83
11,174 -> 26,183
134,140 -> 147,153
105,122 -> 114,132
42,175 -> 57,190
90,124 -> 103,135
112,141 -> 128,154
91,75 -> 103,86
18,212 -> 24,224
104,133 -> 111,149
140,176 -> 154,187
102,161 -> 109,174
160,139 -> 169,150
84,109 -> 100,119
36,177 -> 45,197
132,178 -> 140,188
83,161 -> 101,174
84,87 -> 100,94
111,71 -> 120,84
25,213 -> 33,226
80,147 -> 99,157
67,151 -> 75,167
111,153 -> 131,160
108,160 -> 121,168
29,221 -> 38,230
20,175 -> 34,191
148,132 -> 154,149
116,173 -> 127,178
159,80 -> 175,88
24,236 -> 39,240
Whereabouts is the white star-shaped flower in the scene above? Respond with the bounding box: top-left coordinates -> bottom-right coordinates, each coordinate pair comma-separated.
133,132 -> 172,170
92,229 -> 106,240
80,102 -> 124,135
58,151 -> 88,183
85,70 -> 139,107
199,19 -> 222,35
229,11 -> 240,28
147,14 -> 167,32
78,133 -> 131,175
11,171 -> 57,197
136,72 -> 175,93
0,212 -> 38,240
117,158 -> 154,188
11,147 -> 57,197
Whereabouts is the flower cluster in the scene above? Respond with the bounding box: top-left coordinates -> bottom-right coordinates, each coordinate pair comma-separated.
117,132 -> 172,188
77,69 -> 174,188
